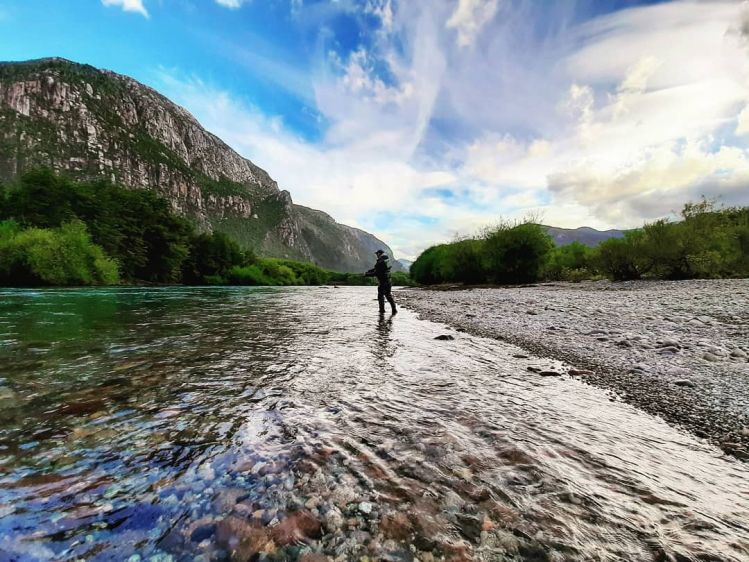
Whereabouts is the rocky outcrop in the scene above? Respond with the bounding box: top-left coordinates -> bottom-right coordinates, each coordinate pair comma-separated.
0,57 -> 398,272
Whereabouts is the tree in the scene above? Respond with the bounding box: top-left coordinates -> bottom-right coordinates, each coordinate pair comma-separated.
594,231 -> 643,281
182,231 -> 246,284
482,222 -> 554,284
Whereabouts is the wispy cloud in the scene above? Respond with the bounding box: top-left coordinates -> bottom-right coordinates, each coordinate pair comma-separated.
446,0 -> 499,47
162,0 -> 749,258
101,0 -> 148,18
215,0 -> 245,8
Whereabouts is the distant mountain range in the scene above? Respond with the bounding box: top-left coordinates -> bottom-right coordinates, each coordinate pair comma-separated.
544,225 -> 625,247
0,58 -> 401,273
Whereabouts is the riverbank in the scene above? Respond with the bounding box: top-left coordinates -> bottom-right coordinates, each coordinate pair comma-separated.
399,279 -> 749,460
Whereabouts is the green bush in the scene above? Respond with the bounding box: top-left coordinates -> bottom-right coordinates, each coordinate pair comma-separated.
1,169 -> 193,282
391,271 -> 414,286
410,244 -> 450,285
0,220 -> 119,286
328,271 -> 377,286
226,258 -> 331,286
226,264 -> 272,285
543,241 -> 594,281
594,231 -> 643,281
412,222 -> 554,285
593,201 -> 749,281
482,222 -> 554,284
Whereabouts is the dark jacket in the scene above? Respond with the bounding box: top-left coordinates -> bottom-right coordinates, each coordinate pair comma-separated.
365,255 -> 391,284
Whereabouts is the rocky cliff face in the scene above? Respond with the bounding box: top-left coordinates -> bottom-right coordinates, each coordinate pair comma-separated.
0,58 -> 399,272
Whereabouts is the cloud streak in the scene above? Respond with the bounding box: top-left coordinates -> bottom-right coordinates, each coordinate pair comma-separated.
161,0 -> 749,259
101,0 -> 148,18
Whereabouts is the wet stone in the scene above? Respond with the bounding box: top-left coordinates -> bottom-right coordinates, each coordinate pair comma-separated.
674,380 -> 696,388
380,512 -> 413,540
271,509 -> 323,545
215,516 -> 274,561
298,553 -> 331,562
358,501 -> 373,515
434,335 -> 455,341
190,523 -> 215,543
455,513 -> 483,542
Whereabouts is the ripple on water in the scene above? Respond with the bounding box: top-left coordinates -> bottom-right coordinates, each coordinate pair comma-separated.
0,286 -> 747,561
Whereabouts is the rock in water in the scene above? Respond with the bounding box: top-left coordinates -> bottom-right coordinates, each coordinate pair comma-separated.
434,335 -> 455,341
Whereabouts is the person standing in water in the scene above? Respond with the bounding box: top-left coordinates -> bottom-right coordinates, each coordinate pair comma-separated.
365,249 -> 397,314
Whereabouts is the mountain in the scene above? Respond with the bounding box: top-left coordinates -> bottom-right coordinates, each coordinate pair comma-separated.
397,259 -> 413,271
544,225 -> 625,247
0,58 -> 400,273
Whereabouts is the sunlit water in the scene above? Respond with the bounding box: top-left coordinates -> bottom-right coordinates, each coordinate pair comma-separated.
0,287 -> 747,562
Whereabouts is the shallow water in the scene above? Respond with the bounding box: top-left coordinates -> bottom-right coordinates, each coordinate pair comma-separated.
0,287 -> 747,562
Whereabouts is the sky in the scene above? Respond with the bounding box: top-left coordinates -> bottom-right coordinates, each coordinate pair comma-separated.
1,0 -> 748,259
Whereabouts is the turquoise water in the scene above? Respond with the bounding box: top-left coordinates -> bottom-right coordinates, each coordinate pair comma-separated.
0,287 -> 748,561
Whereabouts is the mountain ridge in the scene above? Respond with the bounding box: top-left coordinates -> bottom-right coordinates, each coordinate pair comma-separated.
543,225 -> 625,247
0,57 -> 400,273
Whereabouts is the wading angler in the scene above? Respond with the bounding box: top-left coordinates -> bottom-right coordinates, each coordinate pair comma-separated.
365,249 -> 397,315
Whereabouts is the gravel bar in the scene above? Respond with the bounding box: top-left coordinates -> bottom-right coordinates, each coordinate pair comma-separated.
398,279 -> 749,460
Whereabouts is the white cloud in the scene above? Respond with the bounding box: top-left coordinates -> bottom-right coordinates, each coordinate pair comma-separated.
737,104 -> 749,135
366,0 -> 394,31
159,0 -> 749,258
101,0 -> 148,18
446,0 -> 499,47
157,72 -> 454,259
215,0 -> 244,8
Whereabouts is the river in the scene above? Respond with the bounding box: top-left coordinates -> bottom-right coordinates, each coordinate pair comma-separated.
0,287 -> 747,561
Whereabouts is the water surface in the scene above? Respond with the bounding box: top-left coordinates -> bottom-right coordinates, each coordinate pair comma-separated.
0,287 -> 748,561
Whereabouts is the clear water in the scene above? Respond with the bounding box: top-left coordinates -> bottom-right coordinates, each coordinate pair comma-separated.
0,287 -> 747,561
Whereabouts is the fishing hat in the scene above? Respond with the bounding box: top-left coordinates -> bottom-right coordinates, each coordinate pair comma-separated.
375,249 -> 384,255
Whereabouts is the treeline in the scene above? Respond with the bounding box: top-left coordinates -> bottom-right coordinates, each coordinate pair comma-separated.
411,201 -> 749,285
0,170 -> 410,287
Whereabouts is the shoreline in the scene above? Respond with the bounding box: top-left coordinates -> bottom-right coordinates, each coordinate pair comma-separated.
398,279 -> 749,461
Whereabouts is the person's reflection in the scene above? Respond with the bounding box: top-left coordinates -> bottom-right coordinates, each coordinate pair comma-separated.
371,313 -> 397,366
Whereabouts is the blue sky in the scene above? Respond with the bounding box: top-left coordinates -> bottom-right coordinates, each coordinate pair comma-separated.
1,0 -> 748,258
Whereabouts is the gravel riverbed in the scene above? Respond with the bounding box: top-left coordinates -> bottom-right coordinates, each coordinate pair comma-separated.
399,279 -> 749,460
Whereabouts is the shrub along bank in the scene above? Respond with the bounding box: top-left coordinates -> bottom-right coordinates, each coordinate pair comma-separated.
0,170 -> 412,287
411,201 -> 749,285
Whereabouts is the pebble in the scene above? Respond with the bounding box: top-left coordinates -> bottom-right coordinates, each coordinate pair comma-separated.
657,339 -> 680,348
674,379 -> 696,388
358,502 -> 373,515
